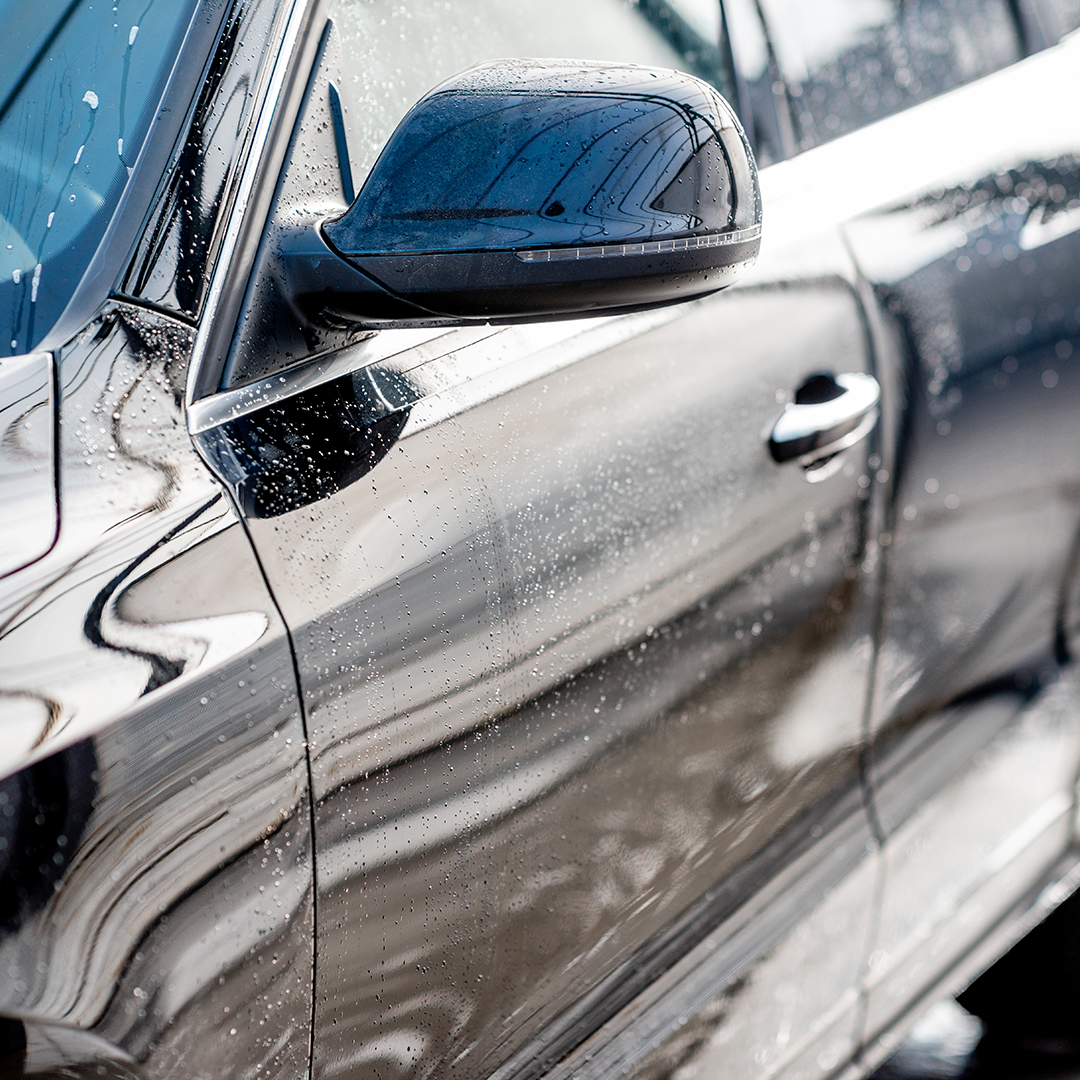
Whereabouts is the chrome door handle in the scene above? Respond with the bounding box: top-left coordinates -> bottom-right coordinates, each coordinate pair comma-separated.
768,372 -> 880,480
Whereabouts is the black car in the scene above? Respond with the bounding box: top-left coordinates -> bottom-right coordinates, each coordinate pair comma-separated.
3,2 -> 1080,1079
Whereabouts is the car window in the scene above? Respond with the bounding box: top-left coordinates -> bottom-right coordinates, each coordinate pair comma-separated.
756,0 -> 1023,150
0,0 -> 200,355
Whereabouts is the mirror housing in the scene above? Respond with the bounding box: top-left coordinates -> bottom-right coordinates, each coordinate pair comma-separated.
286,58 -> 761,327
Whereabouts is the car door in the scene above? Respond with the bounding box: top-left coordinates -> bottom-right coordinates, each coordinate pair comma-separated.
740,0 -> 1080,1055
186,4 -> 884,1080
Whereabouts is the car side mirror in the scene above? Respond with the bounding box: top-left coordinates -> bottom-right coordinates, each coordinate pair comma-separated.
283,58 -> 761,327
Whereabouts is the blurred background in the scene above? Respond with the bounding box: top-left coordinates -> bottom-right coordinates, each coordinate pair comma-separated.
875,887 -> 1080,1080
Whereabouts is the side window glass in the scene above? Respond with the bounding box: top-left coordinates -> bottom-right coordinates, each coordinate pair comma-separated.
757,0 -> 1023,149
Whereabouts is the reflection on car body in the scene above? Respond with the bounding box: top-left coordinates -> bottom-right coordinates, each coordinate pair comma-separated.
3,2 -> 1080,1080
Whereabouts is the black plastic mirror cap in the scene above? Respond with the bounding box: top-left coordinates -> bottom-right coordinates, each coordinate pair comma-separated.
319,232 -> 760,323
313,58 -> 761,326
283,226 -> 758,327
280,223 -> 441,327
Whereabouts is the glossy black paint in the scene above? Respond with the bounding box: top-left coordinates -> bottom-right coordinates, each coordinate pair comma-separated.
823,41 -> 1080,1051
0,352 -> 56,578
0,304 -> 314,1080
331,63 -> 754,251
197,370 -> 410,517
1,3 -> 320,1076
4,3 -> 1080,1080
266,284 -> 876,1080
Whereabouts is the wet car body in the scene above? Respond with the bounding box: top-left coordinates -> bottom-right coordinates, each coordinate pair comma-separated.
3,2 -> 1080,1080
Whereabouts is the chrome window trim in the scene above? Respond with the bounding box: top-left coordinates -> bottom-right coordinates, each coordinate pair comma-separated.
185,305 -> 695,437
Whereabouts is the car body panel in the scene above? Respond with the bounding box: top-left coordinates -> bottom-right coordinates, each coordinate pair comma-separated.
0,303 -> 314,1080
0,2 -> 319,1070
641,28 -> 1080,1076
0,353 -> 57,580
4,3 -> 1080,1080
838,35 -> 1080,1044
191,13 -> 884,1080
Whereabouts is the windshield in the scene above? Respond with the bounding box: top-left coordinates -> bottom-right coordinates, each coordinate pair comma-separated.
0,0 -> 200,355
